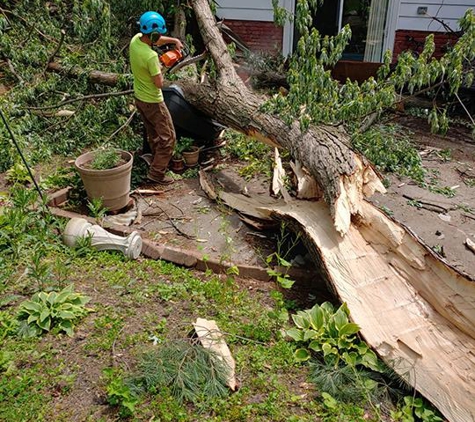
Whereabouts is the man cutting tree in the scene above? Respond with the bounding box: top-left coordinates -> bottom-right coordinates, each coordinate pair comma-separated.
130,11 -> 183,185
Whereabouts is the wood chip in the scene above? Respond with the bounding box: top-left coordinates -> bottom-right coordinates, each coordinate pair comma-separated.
438,213 -> 452,222
465,238 -> 475,254
193,318 -> 237,391
132,189 -> 165,195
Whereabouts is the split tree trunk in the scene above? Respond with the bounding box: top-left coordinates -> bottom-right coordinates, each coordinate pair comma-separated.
45,0 -> 475,419
186,3 -> 475,421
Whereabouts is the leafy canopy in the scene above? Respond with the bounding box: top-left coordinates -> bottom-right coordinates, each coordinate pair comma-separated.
270,1 -> 475,133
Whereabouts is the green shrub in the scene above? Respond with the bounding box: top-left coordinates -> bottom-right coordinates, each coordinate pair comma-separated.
286,302 -> 381,371
352,124 -> 425,183
105,371 -> 139,418
90,149 -> 122,170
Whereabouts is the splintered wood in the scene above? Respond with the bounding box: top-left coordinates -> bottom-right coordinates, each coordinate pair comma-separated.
193,318 -> 237,391
202,177 -> 475,422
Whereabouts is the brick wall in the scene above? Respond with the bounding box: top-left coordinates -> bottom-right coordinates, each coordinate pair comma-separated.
393,29 -> 460,61
222,19 -> 283,53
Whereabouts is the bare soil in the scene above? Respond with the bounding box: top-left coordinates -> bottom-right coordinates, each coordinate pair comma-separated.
370,115 -> 475,277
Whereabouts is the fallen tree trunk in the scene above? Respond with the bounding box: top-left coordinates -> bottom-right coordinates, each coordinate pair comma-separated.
44,0 -> 475,419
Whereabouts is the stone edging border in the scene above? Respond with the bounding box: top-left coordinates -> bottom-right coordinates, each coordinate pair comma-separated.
47,188 -> 315,283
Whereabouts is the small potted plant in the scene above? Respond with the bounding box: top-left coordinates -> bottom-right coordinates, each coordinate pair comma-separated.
170,152 -> 186,173
179,137 -> 200,167
75,148 -> 133,211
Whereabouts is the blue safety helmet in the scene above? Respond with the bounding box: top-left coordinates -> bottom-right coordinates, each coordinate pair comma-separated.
138,11 -> 167,35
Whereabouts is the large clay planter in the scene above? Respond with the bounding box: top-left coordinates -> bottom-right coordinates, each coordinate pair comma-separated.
182,146 -> 200,167
75,150 -> 133,211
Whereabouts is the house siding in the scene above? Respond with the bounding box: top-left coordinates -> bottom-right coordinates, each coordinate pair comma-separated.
397,1 -> 474,32
215,0 -> 275,22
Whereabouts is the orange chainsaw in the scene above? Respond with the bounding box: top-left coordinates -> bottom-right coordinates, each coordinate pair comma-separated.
158,43 -> 190,73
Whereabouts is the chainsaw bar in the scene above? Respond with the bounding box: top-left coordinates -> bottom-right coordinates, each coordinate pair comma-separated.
167,50 -> 208,74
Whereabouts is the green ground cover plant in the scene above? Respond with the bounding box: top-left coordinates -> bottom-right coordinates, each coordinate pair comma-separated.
286,302 -> 443,421
17,285 -> 91,337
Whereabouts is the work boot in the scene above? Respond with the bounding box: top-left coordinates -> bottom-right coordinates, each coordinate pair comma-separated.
146,173 -> 174,185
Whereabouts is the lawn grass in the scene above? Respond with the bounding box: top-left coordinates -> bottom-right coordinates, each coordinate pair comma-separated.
0,188 -> 388,421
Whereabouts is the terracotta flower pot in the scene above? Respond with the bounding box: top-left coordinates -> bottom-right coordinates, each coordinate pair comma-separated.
75,149 -> 133,211
170,156 -> 186,173
182,146 -> 200,167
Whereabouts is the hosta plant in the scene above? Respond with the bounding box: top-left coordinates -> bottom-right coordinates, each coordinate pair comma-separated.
286,301 -> 382,371
17,285 -> 92,337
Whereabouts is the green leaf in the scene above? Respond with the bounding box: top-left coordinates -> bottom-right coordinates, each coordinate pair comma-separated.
361,349 -> 382,371
322,343 -> 335,356
342,351 -> 357,367
58,311 -> 76,320
38,292 -> 49,303
56,286 -> 74,303
291,314 -> 308,329
294,348 -> 311,362
20,301 -> 42,312
277,275 -> 295,289
47,291 -> 57,305
303,329 -> 318,341
333,308 -> 348,329
39,309 -> 50,322
286,327 -> 303,341
320,302 -> 334,316
59,320 -> 74,336
308,340 -> 322,352
276,256 -> 291,267
338,322 -> 360,336
308,305 -> 324,330
27,314 -> 39,324
321,392 -> 338,409
37,316 -> 51,331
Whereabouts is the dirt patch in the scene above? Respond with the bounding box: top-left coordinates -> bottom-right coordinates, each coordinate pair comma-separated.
133,164 -> 278,268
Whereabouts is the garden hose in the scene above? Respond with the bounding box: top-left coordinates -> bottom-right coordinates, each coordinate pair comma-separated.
0,107 -> 49,206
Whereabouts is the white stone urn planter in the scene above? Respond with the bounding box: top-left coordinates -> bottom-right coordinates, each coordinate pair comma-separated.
63,217 -> 142,259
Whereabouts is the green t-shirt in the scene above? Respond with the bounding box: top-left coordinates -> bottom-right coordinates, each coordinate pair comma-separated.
129,33 -> 164,103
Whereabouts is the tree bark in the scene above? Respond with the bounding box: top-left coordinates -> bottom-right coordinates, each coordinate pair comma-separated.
47,61 -> 120,86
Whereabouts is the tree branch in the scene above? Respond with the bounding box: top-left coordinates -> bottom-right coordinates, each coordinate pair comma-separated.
190,0 -> 245,88
106,110 -> 136,142
6,58 -> 24,83
25,89 -> 133,111
44,29 -> 66,74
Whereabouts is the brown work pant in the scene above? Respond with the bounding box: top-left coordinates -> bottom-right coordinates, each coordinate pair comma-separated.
135,99 -> 176,180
